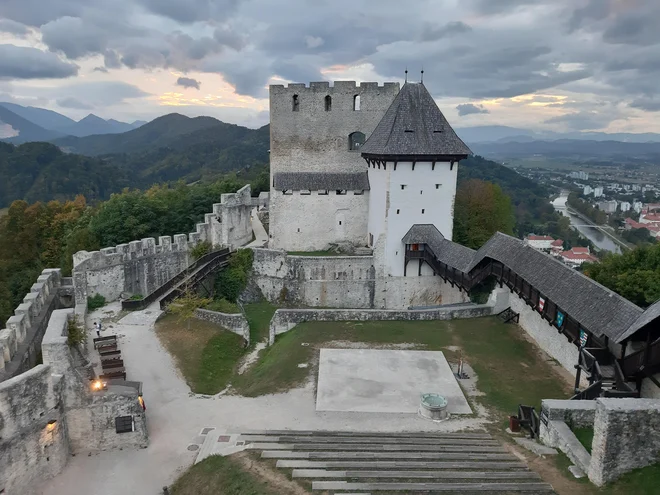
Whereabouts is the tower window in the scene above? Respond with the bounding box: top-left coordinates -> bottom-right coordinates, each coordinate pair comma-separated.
420,190 -> 423,195
318,190 -> 328,195
325,95 -> 332,111
401,184 -> 407,190
396,209 -> 400,214
435,184 -> 441,189
353,94 -> 361,111
292,94 -> 299,111
338,221 -> 342,225
422,209 -> 425,214
336,190 -> 347,195
348,131 -> 365,151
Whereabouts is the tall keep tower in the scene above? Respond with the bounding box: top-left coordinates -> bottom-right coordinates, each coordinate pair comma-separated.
361,82 -> 471,277
268,81 -> 400,251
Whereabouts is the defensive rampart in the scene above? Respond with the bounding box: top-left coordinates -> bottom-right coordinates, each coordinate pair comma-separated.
73,185 -> 254,304
194,308 -> 250,344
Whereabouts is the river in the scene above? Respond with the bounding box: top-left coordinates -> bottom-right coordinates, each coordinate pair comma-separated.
552,194 -> 622,254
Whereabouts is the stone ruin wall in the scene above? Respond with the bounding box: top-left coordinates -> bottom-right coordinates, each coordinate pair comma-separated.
72,185 -> 255,305
0,306 -> 148,493
0,268 -> 74,383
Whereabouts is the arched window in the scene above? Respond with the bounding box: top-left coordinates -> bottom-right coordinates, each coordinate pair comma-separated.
292,94 -> 299,111
349,131 -> 366,151
353,94 -> 361,111
325,95 -> 332,111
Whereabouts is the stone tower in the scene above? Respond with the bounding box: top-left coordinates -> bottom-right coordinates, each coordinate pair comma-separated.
361,82 -> 471,278
268,81 -> 400,251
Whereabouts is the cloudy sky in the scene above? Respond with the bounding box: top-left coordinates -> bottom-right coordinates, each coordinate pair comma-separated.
0,0 -> 658,132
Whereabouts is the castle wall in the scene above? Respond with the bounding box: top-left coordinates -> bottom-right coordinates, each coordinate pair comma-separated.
73,185 -> 255,304
194,309 -> 250,343
0,365 -> 69,495
268,190 -> 369,251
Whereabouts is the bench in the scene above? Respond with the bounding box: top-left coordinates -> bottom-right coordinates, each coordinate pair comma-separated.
94,335 -> 117,349
102,359 -> 124,370
100,370 -> 126,381
98,345 -> 118,354
100,350 -> 121,361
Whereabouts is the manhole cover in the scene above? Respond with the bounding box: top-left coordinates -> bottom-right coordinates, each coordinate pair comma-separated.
187,444 -> 200,451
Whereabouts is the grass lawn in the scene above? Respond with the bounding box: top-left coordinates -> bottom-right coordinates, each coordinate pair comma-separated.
572,426 -> 594,453
169,454 -> 295,495
233,317 -> 572,414
204,298 -> 240,314
155,314 -> 245,395
243,301 -> 277,345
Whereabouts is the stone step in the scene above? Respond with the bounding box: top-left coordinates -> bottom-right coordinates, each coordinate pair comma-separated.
276,460 -> 528,470
195,429 -> 221,464
240,429 -> 491,439
312,481 -> 554,492
240,434 -> 494,445
262,451 -> 515,460
247,441 -> 500,451
292,469 -> 541,480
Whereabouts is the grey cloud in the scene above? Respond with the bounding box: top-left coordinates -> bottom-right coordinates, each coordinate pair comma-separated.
0,44 -> 78,79
457,103 -> 489,116
41,16 -> 110,59
50,81 -> 149,106
630,98 -> 660,112
213,25 -> 246,51
93,66 -> 109,73
0,19 -> 29,36
176,77 -> 201,90
603,10 -> 660,46
56,97 -> 94,110
567,0 -> 613,32
470,0 -> 546,15
421,22 -> 471,42
137,0 -> 239,23
544,111 -> 612,131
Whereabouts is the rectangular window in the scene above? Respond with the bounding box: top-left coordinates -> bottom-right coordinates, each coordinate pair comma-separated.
336,190 -> 347,195
115,416 -> 134,434
338,221 -> 342,225
396,209 -> 400,214
401,185 -> 407,190
318,190 -> 328,195
422,209 -> 425,214
300,189 -> 311,195
435,184 -> 441,189
283,190 -> 293,195
354,190 -> 364,195
420,190 -> 423,195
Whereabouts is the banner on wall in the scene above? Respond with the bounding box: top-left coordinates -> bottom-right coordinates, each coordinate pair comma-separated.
556,311 -> 565,328
579,329 -> 588,348
538,297 -> 545,313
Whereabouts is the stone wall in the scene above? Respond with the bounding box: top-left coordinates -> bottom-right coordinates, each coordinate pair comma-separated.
194,309 -> 250,344
0,268 -> 70,382
268,304 -> 495,345
41,309 -> 149,455
251,248 -> 469,310
0,365 -> 69,495
589,398 -> 660,485
73,185 -> 256,304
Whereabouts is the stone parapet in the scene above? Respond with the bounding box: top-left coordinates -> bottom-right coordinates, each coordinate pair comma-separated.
194,309 -> 250,344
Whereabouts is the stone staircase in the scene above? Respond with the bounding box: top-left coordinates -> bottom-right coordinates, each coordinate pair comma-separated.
235,430 -> 555,493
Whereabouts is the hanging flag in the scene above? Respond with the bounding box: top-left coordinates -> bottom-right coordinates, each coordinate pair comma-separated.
538,297 -> 545,312
556,311 -> 565,328
579,329 -> 588,348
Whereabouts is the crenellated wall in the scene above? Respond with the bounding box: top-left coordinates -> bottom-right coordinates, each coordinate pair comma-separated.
73,185 -> 255,304
0,268 -> 72,382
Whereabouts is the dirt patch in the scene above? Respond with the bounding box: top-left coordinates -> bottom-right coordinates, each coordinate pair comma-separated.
234,451 -> 310,495
238,342 -> 267,375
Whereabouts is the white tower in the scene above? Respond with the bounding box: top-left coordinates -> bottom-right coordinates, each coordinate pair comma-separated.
361,82 -> 471,277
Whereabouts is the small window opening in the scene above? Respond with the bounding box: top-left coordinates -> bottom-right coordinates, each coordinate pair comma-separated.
318,190 -> 328,195
300,189 -> 311,195
396,209 -> 400,214
435,184 -> 441,189
404,129 -> 414,133
283,189 -> 293,195
336,190 -> 347,195
325,95 -> 332,111
115,416 -> 134,434
422,209 -> 425,214
354,190 -> 364,195
349,131 -> 365,151
353,94 -> 361,111
420,190 -> 423,195
433,125 -> 445,133
401,184 -> 407,190
339,221 -> 342,225
297,228 -> 300,232
292,94 -> 299,111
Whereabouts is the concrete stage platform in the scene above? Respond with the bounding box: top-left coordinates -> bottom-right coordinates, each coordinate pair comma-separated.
316,349 -> 472,415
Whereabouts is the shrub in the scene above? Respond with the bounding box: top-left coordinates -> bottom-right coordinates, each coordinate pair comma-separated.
67,317 -> 85,347
215,249 -> 254,302
87,294 -> 106,310
204,298 -> 241,314
129,294 -> 144,301
190,240 -> 213,260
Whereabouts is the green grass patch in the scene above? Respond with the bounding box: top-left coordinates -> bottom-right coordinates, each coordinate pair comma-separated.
233,317 -> 572,412
243,301 -> 277,345
204,298 -> 240,314
600,463 -> 660,495
169,455 -> 283,495
572,427 -> 594,454
155,314 -> 245,395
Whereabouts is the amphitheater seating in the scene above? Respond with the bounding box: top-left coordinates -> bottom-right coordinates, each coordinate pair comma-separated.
238,430 -> 555,493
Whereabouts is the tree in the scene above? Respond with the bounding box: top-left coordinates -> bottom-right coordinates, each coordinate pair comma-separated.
453,179 -> 515,249
167,282 -> 212,330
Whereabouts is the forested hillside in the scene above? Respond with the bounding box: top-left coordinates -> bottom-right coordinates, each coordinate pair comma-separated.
0,115 -> 270,207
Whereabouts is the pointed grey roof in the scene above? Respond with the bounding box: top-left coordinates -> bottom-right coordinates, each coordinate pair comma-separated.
361,82 -> 472,159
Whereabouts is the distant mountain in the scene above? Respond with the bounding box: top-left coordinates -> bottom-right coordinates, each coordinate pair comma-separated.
471,139 -> 660,160
0,106 -> 64,143
57,114 -> 138,138
0,102 -> 76,131
456,125 -> 660,144
53,113 -> 232,155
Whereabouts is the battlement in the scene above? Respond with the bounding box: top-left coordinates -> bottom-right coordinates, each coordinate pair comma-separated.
0,269 -> 63,376
270,81 -> 399,93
